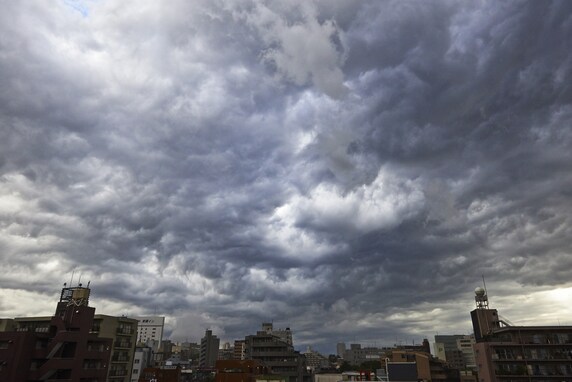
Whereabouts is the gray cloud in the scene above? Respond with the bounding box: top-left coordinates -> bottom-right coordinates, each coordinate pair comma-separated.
1,0 -> 572,354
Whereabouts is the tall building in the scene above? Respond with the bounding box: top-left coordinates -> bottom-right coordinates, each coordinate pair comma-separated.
470,286 -> 572,382
134,316 -> 165,349
244,323 -> 311,382
337,342 -> 347,358
0,284 -> 138,382
199,329 -> 220,368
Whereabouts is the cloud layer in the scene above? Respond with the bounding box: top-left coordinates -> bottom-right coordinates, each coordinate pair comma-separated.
1,0 -> 572,353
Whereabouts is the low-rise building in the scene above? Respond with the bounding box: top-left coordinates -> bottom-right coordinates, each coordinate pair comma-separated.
382,350 -> 460,382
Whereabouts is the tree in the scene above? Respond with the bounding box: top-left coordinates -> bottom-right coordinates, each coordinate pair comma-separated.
359,360 -> 381,371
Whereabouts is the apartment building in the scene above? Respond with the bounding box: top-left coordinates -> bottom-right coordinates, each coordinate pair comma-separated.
0,284 -> 137,382
471,287 -> 572,381
200,329 -> 220,368
244,324 -> 311,382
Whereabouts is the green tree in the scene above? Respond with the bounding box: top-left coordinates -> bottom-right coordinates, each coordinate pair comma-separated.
359,360 -> 381,371
339,361 -> 357,372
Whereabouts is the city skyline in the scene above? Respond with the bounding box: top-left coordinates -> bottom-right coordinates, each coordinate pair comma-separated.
1,1 -> 572,357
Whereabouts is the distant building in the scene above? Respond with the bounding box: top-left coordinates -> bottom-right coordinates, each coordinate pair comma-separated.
131,345 -> 153,382
337,342 -> 347,358
262,322 -> 293,346
219,341 -> 234,360
200,329 -> 220,368
234,339 -> 246,360
435,335 -> 476,370
0,283 -> 137,382
155,339 -> 174,365
341,343 -> 390,365
244,323 -> 311,382
172,341 -> 199,363
470,286 -> 572,382
134,316 -> 165,350
302,346 -> 329,371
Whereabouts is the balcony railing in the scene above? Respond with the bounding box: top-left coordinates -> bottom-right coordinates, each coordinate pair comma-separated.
116,328 -> 134,335
114,341 -> 132,349
109,369 -> 128,377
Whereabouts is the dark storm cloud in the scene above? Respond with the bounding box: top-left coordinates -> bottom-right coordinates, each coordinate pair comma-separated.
1,0 -> 572,353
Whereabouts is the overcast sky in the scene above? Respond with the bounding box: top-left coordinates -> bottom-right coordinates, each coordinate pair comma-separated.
1,0 -> 572,354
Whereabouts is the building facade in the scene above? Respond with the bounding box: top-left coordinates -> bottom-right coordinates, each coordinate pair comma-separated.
244,324 -> 311,382
383,349 -> 460,382
200,329 -> 220,368
261,323 -> 293,346
302,346 -> 330,372
134,316 -> 165,349
435,335 -> 477,371
0,285 -> 113,381
234,339 -> 247,360
93,314 -> 138,381
470,287 -> 572,382
132,346 -> 153,382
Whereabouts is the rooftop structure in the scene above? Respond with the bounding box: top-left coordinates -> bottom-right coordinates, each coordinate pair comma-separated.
0,283 -> 138,382
470,286 -> 572,382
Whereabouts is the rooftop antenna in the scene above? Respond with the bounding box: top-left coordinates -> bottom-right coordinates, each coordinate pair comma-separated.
69,270 -> 75,286
482,275 -> 488,299
78,273 -> 82,286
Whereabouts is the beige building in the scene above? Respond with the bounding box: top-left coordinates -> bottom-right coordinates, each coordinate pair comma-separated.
92,314 -> 138,382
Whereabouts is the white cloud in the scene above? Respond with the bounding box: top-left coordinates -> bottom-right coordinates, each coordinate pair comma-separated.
234,1 -> 348,98
263,166 -> 424,259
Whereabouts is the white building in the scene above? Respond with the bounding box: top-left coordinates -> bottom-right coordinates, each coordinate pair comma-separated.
131,346 -> 153,382
134,316 -> 165,350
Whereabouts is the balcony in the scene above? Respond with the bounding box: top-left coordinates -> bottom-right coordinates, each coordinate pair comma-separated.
109,369 -> 128,377
111,355 -> 130,362
114,341 -> 132,349
116,327 -> 134,335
